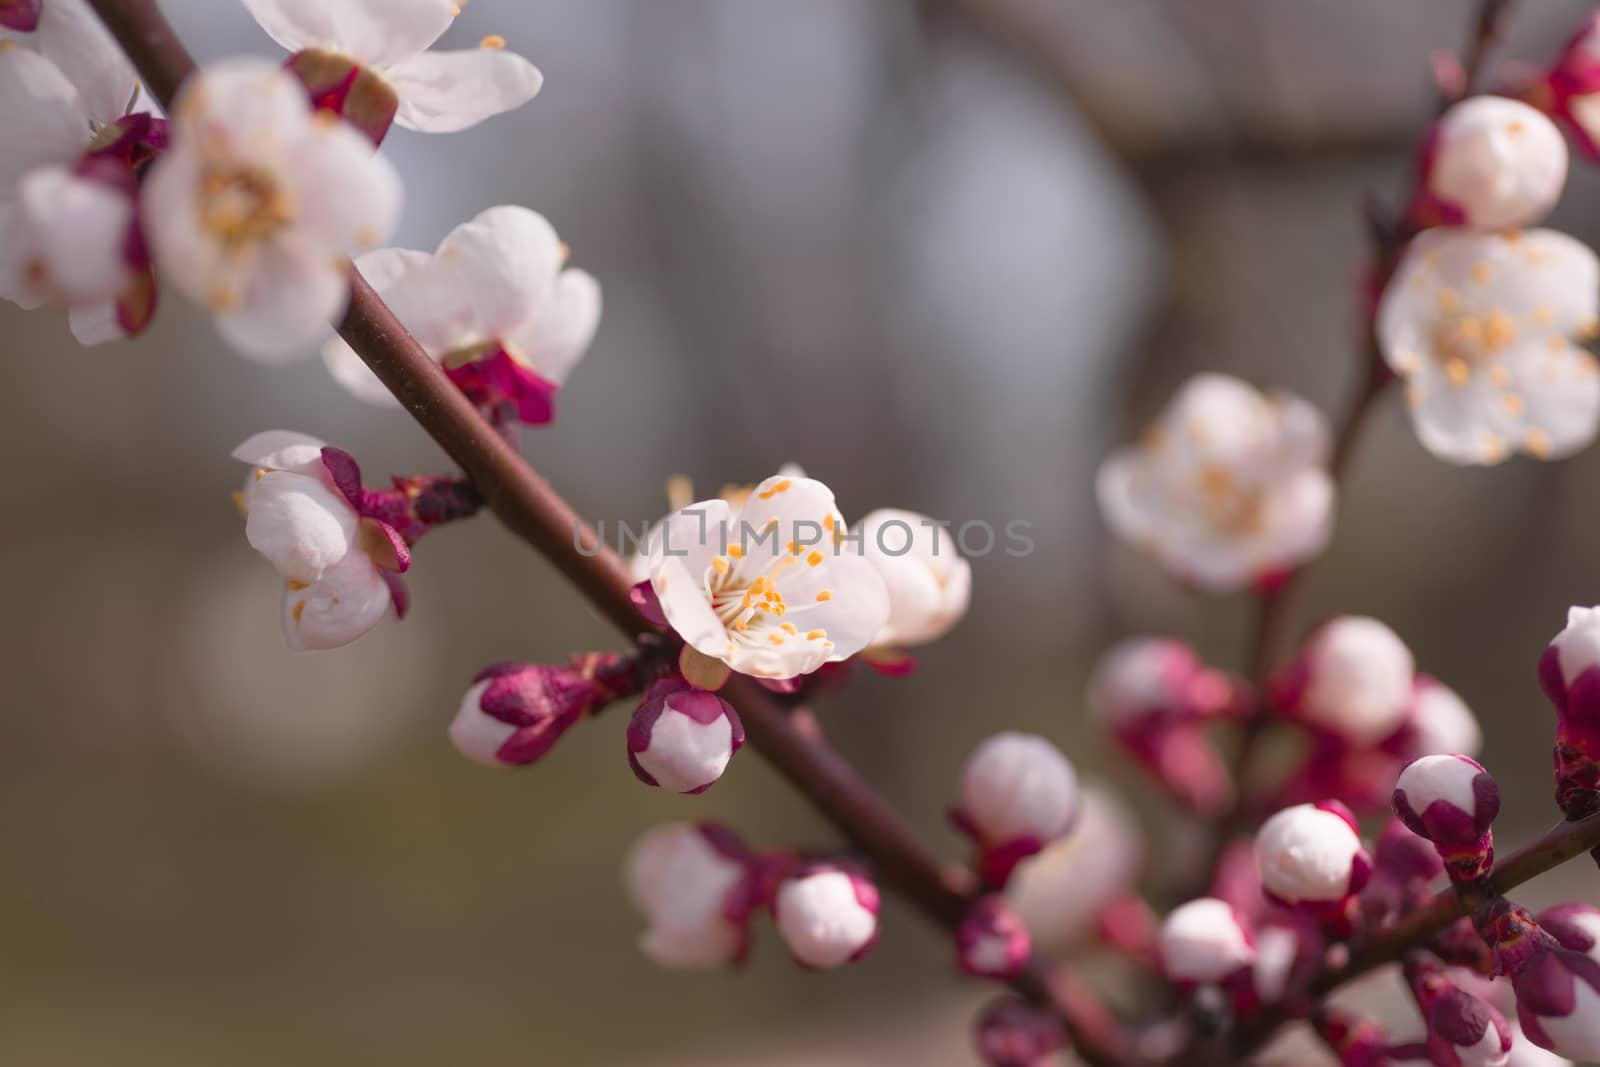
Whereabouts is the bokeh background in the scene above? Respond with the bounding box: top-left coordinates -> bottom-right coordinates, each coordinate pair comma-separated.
4,1 -> 1600,1063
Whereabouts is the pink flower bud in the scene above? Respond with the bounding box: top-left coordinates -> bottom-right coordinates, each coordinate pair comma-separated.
1539,607 -> 1600,820
1539,905 -> 1600,958
625,822 -> 759,969
1416,97 -> 1567,231
956,896 -> 1032,979
1392,755 -> 1500,884
1407,956 -> 1514,1067
953,732 -> 1080,888
1088,639 -> 1238,813
1396,676 -> 1483,761
975,997 -> 1069,1067
1158,898 -> 1255,986
626,680 -> 744,794
449,662 -> 600,767
1272,617 -> 1416,747
1255,801 -> 1373,912
772,861 -> 880,970
1510,939 -> 1600,1060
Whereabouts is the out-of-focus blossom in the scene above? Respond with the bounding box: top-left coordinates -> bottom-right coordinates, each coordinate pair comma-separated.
1539,606 -> 1600,821
625,822 -> 761,969
1006,785 -> 1143,950
1254,802 -> 1372,915
1159,897 -> 1255,987
1523,12 -> 1600,162
956,896 -> 1032,979
233,431 -> 409,650
242,0 -> 541,141
626,678 -> 743,793
146,59 -> 400,361
644,474 -> 889,681
772,861 -> 879,970
323,206 -> 600,423
852,508 -> 971,651
451,654 -> 641,768
953,732 -> 1080,888
1314,1008 -> 1394,1067
975,997 -> 1070,1067
1272,616 -> 1416,748
1393,754 -> 1500,885
1412,97 -> 1567,231
1097,373 -> 1334,592
1397,677 -> 1484,761
0,30 -> 160,343
1087,637 -> 1240,813
1377,229 -> 1600,465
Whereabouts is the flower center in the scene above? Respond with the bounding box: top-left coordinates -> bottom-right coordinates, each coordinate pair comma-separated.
198,165 -> 293,257
701,543 -> 832,652
1431,304 -> 1517,384
1196,464 -> 1266,535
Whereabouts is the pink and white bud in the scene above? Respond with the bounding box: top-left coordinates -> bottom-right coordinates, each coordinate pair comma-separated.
1523,13 -> 1600,164
1159,898 -> 1255,986
975,997 -> 1070,1067
1418,97 -> 1567,231
772,861 -> 880,970
1539,607 -> 1600,821
956,896 -> 1032,979
1393,754 -> 1501,884
1503,906 -> 1600,1063
1408,955 -> 1514,1067
954,732 -> 1081,888
1272,617 -> 1416,747
626,680 -> 744,794
450,662 -> 602,768
625,822 -> 759,969
1254,801 -> 1373,912
1087,638 -> 1239,812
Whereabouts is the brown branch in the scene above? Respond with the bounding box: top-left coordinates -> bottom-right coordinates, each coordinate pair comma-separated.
85,2 -> 1134,1063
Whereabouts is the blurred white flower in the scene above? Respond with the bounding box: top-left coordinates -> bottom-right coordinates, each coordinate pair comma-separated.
144,59 -> 401,361
1098,373 -> 1334,592
322,206 -> 600,422
852,508 -> 971,650
625,822 -> 755,969
1377,229 -> 1600,465
1006,785 -> 1143,950
242,0 -> 541,136
233,430 -> 405,650
1419,97 -> 1567,231
1273,616 -> 1416,748
1159,897 -> 1255,985
645,474 -> 889,680
0,0 -> 137,123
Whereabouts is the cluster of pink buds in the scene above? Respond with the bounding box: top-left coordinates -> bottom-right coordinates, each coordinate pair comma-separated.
1471,898 -> 1600,1061
624,823 -> 880,973
1254,801 -> 1372,929
1404,954 -> 1514,1067
1538,607 -> 1600,828
625,678 -> 744,794
451,651 -> 647,768
1392,754 -> 1500,891
233,431 -> 479,649
951,732 -> 1081,888
1086,638 -> 1242,814
1269,617 -> 1481,814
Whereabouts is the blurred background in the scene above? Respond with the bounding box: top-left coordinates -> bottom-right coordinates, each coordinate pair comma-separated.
4,0 -> 1600,1063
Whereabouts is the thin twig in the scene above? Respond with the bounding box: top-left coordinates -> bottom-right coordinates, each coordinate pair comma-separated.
84,2 -> 1134,1062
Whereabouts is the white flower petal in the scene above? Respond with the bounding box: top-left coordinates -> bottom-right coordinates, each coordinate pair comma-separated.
856,508 -> 971,648
242,0 -> 458,70
232,430 -> 328,474
505,268 -> 601,386
0,45 -> 90,190
387,46 -> 543,134
34,0 -> 138,126
281,548 -> 392,651
14,164 -> 132,304
653,555 -> 733,660
433,205 -> 563,342
244,470 -> 357,583
281,117 -> 402,258
67,299 -> 125,345
216,243 -> 349,363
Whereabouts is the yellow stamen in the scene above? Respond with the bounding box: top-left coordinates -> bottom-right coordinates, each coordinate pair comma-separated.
480,34 -> 507,49
806,629 -> 826,641
286,580 -> 309,592
1446,358 -> 1470,386
727,543 -> 744,559
806,550 -> 824,567
711,556 -> 730,576
768,633 -> 785,645
1471,263 -> 1493,285
292,600 -> 306,623
781,622 -> 798,635
816,590 -> 833,602
1503,392 -> 1525,416
1526,429 -> 1553,457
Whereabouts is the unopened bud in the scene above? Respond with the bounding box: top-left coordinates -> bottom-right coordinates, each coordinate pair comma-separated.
1158,898 -> 1255,987
772,861 -> 880,970
1272,616 -> 1416,747
1418,96 -> 1567,231
626,680 -> 743,793
956,896 -> 1032,979
953,732 -> 1080,888
625,822 -> 759,969
1392,754 -> 1500,886
1255,801 -> 1372,913
450,662 -> 599,767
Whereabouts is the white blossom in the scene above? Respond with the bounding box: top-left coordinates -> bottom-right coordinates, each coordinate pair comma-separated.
1098,373 -> 1334,592
1377,229 -> 1600,465
1286,616 -> 1416,747
1425,97 -> 1567,231
322,207 -> 600,419
145,59 -> 401,361
849,508 -> 971,649
624,822 -> 751,970
242,0 -> 542,134
773,866 -> 879,970
645,474 -> 889,679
